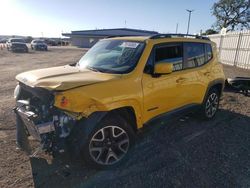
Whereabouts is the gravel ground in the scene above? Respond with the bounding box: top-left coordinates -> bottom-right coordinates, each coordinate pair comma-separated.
0,47 -> 249,188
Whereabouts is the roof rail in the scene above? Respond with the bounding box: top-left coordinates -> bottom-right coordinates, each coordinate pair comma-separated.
149,33 -> 210,41
106,35 -> 135,38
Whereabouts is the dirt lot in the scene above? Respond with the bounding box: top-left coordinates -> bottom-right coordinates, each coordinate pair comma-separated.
0,47 -> 249,188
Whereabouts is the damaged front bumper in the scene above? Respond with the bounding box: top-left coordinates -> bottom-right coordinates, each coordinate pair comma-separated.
13,99 -> 75,156
14,104 -> 55,141
13,82 -> 108,158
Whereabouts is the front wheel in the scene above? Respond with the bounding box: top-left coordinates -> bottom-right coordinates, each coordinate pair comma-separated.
201,88 -> 220,119
81,115 -> 135,169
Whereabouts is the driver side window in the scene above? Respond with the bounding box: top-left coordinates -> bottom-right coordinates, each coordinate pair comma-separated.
144,43 -> 184,74
155,44 -> 183,71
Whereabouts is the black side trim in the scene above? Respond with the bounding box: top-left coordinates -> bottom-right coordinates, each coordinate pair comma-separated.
202,78 -> 225,103
144,104 -> 200,127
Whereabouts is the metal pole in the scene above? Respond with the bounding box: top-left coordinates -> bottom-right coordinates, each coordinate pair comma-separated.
176,23 -> 179,34
186,9 -> 194,35
234,32 -> 243,67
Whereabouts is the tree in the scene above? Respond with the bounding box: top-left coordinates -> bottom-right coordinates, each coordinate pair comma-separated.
203,29 -> 219,35
212,0 -> 250,31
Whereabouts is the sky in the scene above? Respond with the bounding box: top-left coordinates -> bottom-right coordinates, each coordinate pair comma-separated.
0,0 -> 217,38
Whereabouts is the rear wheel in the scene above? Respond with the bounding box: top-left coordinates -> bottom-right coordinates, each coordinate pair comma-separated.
201,88 -> 220,119
81,115 -> 135,169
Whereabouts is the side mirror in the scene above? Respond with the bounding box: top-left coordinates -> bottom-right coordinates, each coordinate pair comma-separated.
154,62 -> 173,74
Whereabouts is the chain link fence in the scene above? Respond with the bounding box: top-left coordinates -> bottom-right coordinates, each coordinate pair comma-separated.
208,30 -> 250,70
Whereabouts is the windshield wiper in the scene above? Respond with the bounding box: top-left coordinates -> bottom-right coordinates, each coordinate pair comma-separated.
87,66 -> 116,73
87,66 -> 101,72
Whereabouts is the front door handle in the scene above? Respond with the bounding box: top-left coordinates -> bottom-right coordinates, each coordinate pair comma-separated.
204,71 -> 211,76
176,77 -> 186,83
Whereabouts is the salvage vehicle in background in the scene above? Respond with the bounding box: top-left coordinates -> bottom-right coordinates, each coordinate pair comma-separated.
31,40 -> 48,51
6,38 -> 28,53
13,34 -> 225,169
227,77 -> 250,96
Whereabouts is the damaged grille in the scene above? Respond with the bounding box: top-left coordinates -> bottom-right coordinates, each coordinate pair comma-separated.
19,83 -> 54,104
15,83 -> 75,154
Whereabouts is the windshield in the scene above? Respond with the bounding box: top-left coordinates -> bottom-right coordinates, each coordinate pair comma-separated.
11,39 -> 25,43
78,40 -> 145,74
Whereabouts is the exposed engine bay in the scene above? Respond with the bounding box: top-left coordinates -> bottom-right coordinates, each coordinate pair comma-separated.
14,83 -> 76,155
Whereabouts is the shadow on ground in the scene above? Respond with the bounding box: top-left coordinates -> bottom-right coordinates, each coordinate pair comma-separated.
30,108 -> 250,188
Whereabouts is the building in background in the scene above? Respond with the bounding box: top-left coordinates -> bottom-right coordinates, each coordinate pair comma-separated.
62,28 -> 158,48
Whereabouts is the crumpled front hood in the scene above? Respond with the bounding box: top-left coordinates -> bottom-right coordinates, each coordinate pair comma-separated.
16,65 -> 121,90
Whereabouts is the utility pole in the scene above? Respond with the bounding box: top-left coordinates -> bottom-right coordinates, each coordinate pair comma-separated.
176,23 -> 179,34
186,9 -> 194,35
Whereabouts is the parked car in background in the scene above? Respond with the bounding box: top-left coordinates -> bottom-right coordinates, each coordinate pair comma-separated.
45,39 -> 57,46
31,40 -> 48,51
6,38 -> 28,53
0,38 -> 7,43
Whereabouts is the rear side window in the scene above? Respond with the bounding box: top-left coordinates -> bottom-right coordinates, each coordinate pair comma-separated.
155,44 -> 183,71
185,42 -> 205,68
205,43 -> 213,62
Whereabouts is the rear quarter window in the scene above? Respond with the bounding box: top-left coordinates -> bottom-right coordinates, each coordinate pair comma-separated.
184,42 -> 205,68
205,43 -> 213,62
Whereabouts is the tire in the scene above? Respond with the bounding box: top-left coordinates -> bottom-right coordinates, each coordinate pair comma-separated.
80,114 -> 135,169
201,88 -> 220,119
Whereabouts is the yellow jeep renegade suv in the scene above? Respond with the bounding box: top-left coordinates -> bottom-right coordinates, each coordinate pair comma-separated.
14,34 -> 225,168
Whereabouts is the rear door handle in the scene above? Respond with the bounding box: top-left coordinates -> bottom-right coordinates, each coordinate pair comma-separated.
176,77 -> 186,83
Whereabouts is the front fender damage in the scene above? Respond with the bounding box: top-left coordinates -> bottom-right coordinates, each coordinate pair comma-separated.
54,92 -> 109,118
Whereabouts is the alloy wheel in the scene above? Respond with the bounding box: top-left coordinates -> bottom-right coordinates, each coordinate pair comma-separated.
89,126 -> 129,165
205,92 -> 219,118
